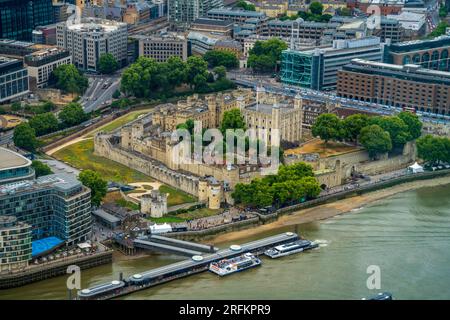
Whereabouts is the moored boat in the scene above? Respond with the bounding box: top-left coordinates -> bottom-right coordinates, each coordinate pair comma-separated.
264,239 -> 318,259
209,253 -> 261,276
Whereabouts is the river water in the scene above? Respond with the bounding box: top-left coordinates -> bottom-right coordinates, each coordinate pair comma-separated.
1,184 -> 450,300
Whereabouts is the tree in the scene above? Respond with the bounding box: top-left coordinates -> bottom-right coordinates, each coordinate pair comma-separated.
121,57 -> 161,98
11,101 -> 22,112
13,123 -> 39,152
28,112 -> 59,136
51,64 -> 88,94
176,119 -> 195,135
78,170 -> 108,206
185,56 -> 209,89
203,50 -> 238,69
309,2 -> 324,15
98,53 -> 119,74
235,0 -> 255,11
428,21 -> 449,38
166,56 -> 187,89
439,4 -> 448,18
416,135 -> 449,164
397,111 -> 422,140
342,114 -> 369,143
338,7 -> 352,16
370,116 -> 410,148
112,89 -> 121,99
359,124 -> 392,159
311,113 -> 343,143
58,102 -> 88,127
213,66 -> 227,80
248,38 -> 287,73
220,108 -> 246,133
31,160 -> 52,177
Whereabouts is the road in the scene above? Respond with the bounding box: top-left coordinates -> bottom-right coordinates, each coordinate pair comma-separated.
80,74 -> 121,113
227,71 -> 450,126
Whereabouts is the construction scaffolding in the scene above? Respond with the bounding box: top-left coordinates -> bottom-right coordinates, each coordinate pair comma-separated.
280,50 -> 313,88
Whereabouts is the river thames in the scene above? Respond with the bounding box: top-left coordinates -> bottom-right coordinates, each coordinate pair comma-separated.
1,184 -> 450,300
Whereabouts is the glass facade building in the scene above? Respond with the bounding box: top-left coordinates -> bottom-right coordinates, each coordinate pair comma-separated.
0,56 -> 29,103
281,37 -> 383,90
0,0 -> 54,41
0,174 -> 92,246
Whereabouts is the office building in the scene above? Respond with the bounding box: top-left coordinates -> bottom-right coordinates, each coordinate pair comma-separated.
281,37 -> 382,90
0,56 -> 29,103
138,34 -> 188,62
190,18 -> 234,37
32,24 -> 58,45
0,148 -> 34,185
383,35 -> 450,72
207,8 -> 265,23
24,47 -> 72,89
0,148 -> 92,246
56,18 -> 127,72
0,215 -> 32,272
337,59 -> 450,115
0,0 -> 55,41
168,0 -> 224,27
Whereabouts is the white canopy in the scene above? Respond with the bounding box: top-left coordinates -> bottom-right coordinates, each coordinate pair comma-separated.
149,223 -> 172,234
408,162 -> 424,173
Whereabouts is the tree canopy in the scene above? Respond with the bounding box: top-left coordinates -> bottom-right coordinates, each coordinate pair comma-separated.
359,124 -> 392,159
51,64 -> 88,95
58,102 -> 88,127
78,170 -> 108,206
417,135 -> 450,164
28,112 -> 59,136
121,56 -> 233,98
13,123 -> 39,152
31,160 -> 53,177
369,116 -> 410,148
220,108 -> 246,134
311,113 -> 343,143
232,162 -> 320,208
98,53 -> 119,74
248,38 -> 287,73
235,0 -> 255,11
397,111 -> 422,141
203,50 -> 238,69
342,114 -> 369,143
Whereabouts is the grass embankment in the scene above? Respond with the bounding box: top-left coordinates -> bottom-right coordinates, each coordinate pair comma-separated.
87,109 -> 150,137
148,208 -> 222,224
159,185 -> 196,207
53,139 -> 151,183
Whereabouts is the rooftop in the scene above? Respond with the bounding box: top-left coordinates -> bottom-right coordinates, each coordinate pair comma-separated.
0,147 -> 32,171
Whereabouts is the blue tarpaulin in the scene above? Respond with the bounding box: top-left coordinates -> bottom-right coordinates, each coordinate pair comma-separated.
32,237 -> 64,257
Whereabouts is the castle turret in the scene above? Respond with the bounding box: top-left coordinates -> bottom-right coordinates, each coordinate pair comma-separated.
207,183 -> 221,210
198,179 -> 208,203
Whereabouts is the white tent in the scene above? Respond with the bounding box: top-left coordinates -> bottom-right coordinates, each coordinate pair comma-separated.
408,162 -> 424,173
149,223 -> 172,234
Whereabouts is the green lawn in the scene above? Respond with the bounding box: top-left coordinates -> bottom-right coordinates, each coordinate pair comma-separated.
115,198 -> 139,211
53,139 -> 152,183
147,207 -> 221,223
177,207 -> 222,220
159,185 -> 197,207
87,109 -> 150,137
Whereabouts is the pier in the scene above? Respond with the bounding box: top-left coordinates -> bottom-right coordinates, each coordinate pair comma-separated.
77,232 -> 299,300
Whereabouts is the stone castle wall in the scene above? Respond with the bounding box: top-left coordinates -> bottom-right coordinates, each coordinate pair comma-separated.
94,134 -> 200,196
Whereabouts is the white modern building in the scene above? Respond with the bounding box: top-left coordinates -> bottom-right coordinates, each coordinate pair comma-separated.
56,18 -> 128,72
24,47 -> 72,88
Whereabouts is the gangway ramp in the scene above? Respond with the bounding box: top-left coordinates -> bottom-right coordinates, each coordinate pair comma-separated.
133,239 -> 203,257
149,235 -> 218,253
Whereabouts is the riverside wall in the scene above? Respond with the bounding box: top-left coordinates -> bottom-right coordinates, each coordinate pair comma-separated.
0,251 -> 113,289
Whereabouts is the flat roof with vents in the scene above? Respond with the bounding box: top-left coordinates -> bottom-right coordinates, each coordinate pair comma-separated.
0,147 -> 31,170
